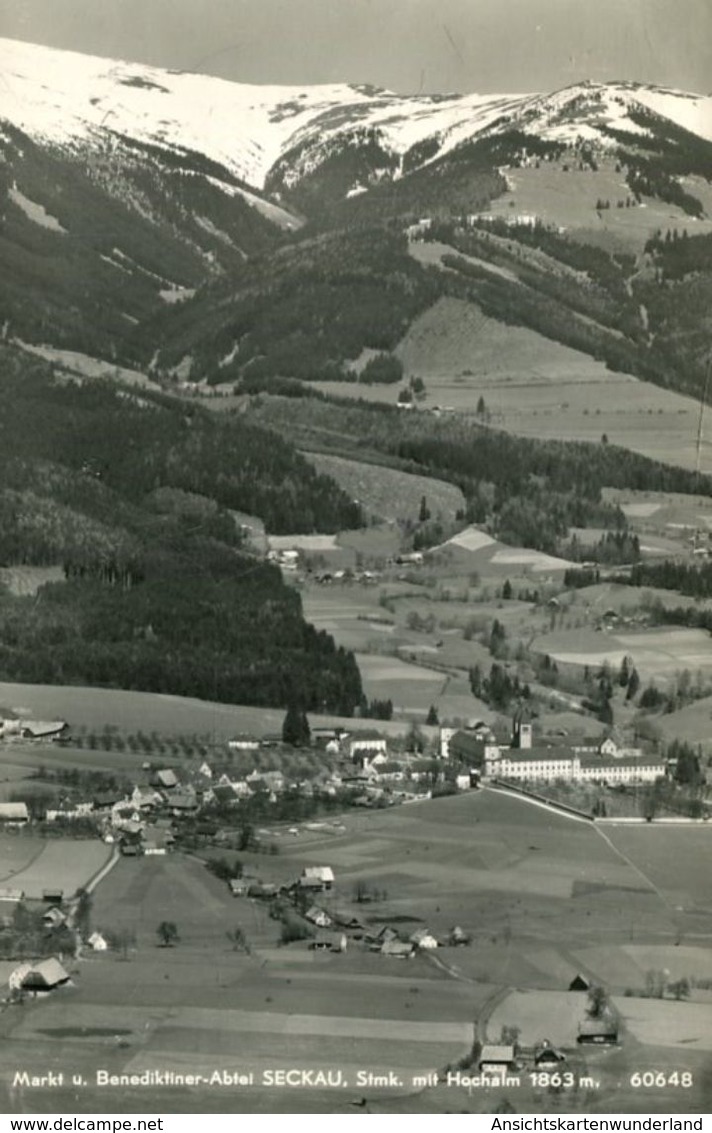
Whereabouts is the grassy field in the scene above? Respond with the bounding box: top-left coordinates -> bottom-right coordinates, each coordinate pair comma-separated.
0,682 -> 424,743
657,695 -> 712,753
0,832 -> 48,884
0,566 -> 64,596
2,790 -> 711,1114
483,161 -> 712,249
355,653 -> 447,710
302,452 -> 465,526
0,838 -> 111,897
602,825 -> 712,914
315,290 -> 712,474
531,624 -> 712,682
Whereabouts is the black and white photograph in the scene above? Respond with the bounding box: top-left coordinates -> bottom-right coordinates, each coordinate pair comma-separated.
0,0 -> 710,1119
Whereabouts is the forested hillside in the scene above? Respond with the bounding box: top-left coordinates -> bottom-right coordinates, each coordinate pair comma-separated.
144,227 -> 442,382
0,350 -> 363,713
245,394 -> 712,555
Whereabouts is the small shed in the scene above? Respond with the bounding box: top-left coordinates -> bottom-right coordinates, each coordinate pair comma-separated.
449,925 -> 471,946
305,905 -> 332,928
88,932 -> 108,952
229,878 -> 249,897
569,973 -> 592,992
42,906 -> 67,929
42,889 -> 64,906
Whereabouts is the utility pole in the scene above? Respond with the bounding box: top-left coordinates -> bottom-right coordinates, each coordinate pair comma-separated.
694,352 -> 712,489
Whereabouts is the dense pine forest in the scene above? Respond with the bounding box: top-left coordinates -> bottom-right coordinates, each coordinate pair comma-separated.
0,349 -> 363,713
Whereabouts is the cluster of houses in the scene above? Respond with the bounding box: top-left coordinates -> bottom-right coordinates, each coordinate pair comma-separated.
227,857 -> 473,960
441,710 -> 666,788
477,974 -> 619,1079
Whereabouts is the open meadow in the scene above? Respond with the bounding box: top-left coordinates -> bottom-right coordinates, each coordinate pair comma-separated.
0,682 -> 422,744
2,791 -> 711,1113
0,839 -> 112,899
531,624 -> 712,684
315,291 -> 712,474
301,453 -> 465,526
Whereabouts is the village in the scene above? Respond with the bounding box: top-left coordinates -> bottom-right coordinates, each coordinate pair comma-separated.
1,697 -> 710,1113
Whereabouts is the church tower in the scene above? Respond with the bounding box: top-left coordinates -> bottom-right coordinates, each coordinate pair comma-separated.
511,703 -> 532,750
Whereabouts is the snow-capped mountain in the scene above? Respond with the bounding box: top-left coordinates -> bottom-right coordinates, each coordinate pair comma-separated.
1,36 -> 711,197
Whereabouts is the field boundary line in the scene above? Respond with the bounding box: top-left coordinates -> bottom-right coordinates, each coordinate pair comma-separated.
84,846 -> 120,895
0,836 -> 46,884
484,784 -> 593,825
593,825 -> 671,910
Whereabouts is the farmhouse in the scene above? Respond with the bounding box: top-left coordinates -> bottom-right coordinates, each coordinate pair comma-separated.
577,1018 -> 619,1044
88,932 -> 108,951
142,827 -> 172,855
42,906 -> 67,929
304,905 -> 332,928
229,878 -> 249,897
534,1044 -> 566,1067
0,802 -> 29,825
300,866 -> 335,891
93,790 -> 124,812
0,886 -> 25,903
349,732 -> 388,763
310,930 -> 347,952
20,720 -> 67,740
42,888 -> 64,905
10,957 -> 71,992
410,927 -> 439,950
479,1045 -> 517,1074
151,768 -> 179,790
169,787 -> 199,814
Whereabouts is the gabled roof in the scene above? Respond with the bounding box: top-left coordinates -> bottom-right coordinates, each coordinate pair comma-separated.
153,768 -> 178,788
21,720 -> 67,737
302,866 -> 334,882
21,957 -> 70,988
0,886 -> 24,901
0,802 -> 29,820
42,907 -> 67,926
480,1044 -> 515,1063
578,1017 -> 618,1036
569,973 -> 591,991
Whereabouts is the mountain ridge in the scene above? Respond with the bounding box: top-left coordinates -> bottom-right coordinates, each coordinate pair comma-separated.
2,35 -> 711,199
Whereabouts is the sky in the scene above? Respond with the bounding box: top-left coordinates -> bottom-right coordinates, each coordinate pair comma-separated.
0,0 -> 710,94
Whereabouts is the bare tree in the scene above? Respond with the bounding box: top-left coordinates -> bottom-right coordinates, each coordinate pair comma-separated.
226,927 -> 250,954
